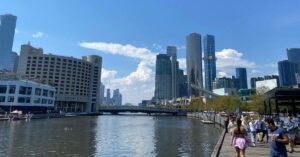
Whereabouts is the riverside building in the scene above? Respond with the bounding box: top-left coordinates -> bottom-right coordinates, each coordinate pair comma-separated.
0,80 -> 55,113
17,43 -> 102,113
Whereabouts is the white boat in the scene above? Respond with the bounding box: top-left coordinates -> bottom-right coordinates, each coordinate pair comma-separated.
201,120 -> 214,124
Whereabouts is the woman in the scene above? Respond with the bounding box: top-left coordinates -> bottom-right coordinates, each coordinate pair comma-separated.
231,119 -> 249,157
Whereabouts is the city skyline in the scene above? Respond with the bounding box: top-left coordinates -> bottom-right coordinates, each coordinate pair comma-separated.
1,1 -> 300,104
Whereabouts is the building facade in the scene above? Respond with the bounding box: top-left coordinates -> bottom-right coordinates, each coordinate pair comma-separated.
0,14 -> 17,71
17,43 -> 102,113
112,89 -> 122,106
186,33 -> 203,97
278,60 -> 297,87
0,80 -> 55,113
154,54 -> 172,100
11,52 -> 19,72
236,68 -> 248,90
166,46 -> 178,101
203,35 -> 216,91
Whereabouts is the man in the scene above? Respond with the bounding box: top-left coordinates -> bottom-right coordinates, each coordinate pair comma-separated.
266,118 -> 289,157
286,114 -> 296,153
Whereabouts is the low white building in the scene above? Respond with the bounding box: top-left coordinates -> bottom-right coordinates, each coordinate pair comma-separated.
0,80 -> 55,113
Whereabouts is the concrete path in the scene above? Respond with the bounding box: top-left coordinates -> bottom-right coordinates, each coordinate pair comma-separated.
219,133 -> 300,157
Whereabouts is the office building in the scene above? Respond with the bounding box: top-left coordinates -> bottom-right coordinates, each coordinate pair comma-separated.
154,54 -> 172,100
17,43 -> 102,113
0,14 -> 17,71
178,69 -> 188,97
112,89 -> 122,106
166,46 -> 178,100
0,80 -> 55,113
278,60 -> 297,87
186,33 -> 203,97
203,35 -> 216,91
100,83 -> 105,105
287,48 -> 300,64
236,68 -> 248,89
11,52 -> 19,72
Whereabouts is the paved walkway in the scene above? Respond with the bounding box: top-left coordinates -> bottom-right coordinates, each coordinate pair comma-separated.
219,133 -> 300,157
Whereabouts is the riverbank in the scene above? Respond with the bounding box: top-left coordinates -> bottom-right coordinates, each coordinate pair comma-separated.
187,112 -> 226,157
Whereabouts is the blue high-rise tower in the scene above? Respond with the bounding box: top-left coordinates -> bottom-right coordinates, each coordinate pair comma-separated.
236,68 -> 248,90
203,35 -> 216,91
0,14 -> 17,71
278,60 -> 297,86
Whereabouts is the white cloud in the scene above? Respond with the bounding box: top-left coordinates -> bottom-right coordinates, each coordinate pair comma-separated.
81,42 -> 157,105
177,58 -> 186,72
32,32 -> 44,38
217,71 -> 229,78
216,49 -> 256,69
264,63 -> 277,68
215,49 -> 257,77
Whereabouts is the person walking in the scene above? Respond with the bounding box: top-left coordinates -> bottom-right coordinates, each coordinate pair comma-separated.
266,118 -> 289,157
231,119 -> 249,157
228,117 -> 237,135
249,118 -> 257,146
285,114 -> 296,153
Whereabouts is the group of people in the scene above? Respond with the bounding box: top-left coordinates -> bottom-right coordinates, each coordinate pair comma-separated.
227,114 -> 298,157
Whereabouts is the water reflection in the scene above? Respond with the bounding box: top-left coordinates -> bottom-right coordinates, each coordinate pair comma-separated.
0,115 -> 221,157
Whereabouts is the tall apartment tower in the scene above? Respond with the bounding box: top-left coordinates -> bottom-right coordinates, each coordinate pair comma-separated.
203,35 -> 216,91
186,33 -> 203,97
11,52 -> 19,72
278,60 -> 297,86
0,14 -> 17,71
17,43 -> 102,113
236,68 -> 248,90
166,46 -> 178,101
154,54 -> 172,100
100,83 -> 105,105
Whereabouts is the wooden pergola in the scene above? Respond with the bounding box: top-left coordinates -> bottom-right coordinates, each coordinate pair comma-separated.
264,87 -> 300,116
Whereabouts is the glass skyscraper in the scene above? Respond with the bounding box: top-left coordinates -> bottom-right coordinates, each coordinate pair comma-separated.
203,35 -> 216,91
236,68 -> 248,89
0,14 -> 17,71
278,60 -> 297,86
186,33 -> 203,97
154,54 -> 172,100
167,46 -> 178,100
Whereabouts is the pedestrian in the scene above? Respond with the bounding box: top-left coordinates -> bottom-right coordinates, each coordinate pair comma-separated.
285,114 -> 296,153
249,118 -> 257,146
228,117 -> 236,135
231,119 -> 249,157
266,118 -> 289,157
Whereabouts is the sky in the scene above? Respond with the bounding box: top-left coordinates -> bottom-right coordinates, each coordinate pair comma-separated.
1,0 -> 300,104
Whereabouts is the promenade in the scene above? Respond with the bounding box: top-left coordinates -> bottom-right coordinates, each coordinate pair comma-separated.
219,133 -> 300,157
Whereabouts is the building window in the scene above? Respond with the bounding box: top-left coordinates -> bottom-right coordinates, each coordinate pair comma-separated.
35,88 -> 41,96
34,98 -> 40,103
18,97 -> 26,103
49,91 -> 54,97
0,85 -> 7,94
7,96 -> 14,102
42,99 -> 47,104
42,89 -> 48,97
27,87 -> 32,95
25,97 -> 31,103
0,96 -> 5,102
48,99 -> 53,104
19,86 -> 26,95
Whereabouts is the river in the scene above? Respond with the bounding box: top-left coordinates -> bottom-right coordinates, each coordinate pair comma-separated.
0,115 -> 222,157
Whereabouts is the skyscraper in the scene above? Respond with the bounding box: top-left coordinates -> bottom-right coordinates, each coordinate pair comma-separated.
236,68 -> 248,89
100,83 -> 105,105
203,35 -> 216,91
0,14 -> 17,71
287,48 -> 300,64
278,60 -> 297,86
10,51 -> 19,72
166,46 -> 178,100
154,54 -> 172,100
186,33 -> 203,97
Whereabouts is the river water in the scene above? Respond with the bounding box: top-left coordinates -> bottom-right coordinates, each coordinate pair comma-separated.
0,115 -> 222,157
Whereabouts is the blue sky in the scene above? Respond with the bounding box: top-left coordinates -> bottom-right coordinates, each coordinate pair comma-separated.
1,0 -> 300,104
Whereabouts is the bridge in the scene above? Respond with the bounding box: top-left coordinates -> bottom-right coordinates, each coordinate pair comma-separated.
98,106 -> 187,115
190,83 -> 220,98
